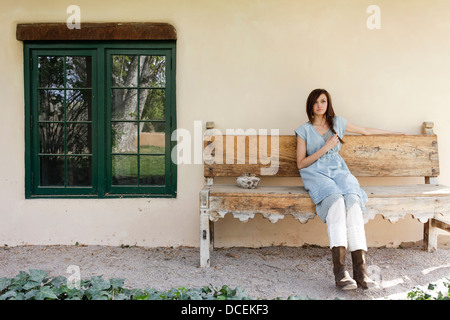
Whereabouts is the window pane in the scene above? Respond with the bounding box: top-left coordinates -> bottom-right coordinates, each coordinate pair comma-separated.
39,123 -> 64,154
67,90 -> 92,121
38,56 -> 64,88
39,90 -> 64,121
111,55 -> 138,87
112,155 -> 137,185
67,124 -> 92,154
139,125 -> 165,154
112,89 -> 138,120
66,56 -> 92,88
112,122 -> 138,154
67,156 -> 92,186
139,56 -> 166,88
140,89 -> 165,120
40,156 -> 64,186
140,155 -> 165,185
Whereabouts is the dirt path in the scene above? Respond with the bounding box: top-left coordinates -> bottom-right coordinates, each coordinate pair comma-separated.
1,245 -> 449,300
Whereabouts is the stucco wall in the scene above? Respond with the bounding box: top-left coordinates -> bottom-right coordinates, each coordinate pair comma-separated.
0,0 -> 449,248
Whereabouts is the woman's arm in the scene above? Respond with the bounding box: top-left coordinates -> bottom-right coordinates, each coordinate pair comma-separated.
296,134 -> 340,170
346,122 -> 406,135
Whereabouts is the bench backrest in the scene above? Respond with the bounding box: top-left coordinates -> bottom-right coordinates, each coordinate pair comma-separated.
203,122 -> 439,179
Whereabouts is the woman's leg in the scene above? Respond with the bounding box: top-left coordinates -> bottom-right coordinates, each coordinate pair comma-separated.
326,197 -> 347,249
346,202 -> 376,289
346,202 -> 367,252
326,197 -> 357,290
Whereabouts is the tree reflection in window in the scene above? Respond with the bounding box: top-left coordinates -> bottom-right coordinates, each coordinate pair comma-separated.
111,55 -> 166,186
37,55 -> 92,187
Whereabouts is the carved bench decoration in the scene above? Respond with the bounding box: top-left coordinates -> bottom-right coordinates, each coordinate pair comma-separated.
199,122 -> 450,267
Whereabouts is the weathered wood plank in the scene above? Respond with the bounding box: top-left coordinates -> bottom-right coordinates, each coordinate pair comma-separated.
424,219 -> 438,252
200,211 -> 211,267
207,184 -> 450,198
16,22 -> 177,41
433,217 -> 450,233
205,184 -> 450,224
204,134 -> 294,177
341,135 -> 439,177
363,196 -> 450,223
203,134 -> 439,178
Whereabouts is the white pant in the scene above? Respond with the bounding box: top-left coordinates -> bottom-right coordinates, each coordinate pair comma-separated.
326,197 -> 368,252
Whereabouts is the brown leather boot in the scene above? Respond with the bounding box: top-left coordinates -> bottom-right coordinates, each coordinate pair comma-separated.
351,250 -> 377,289
331,246 -> 357,290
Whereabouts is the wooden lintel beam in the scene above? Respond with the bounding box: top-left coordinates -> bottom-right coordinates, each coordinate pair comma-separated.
16,22 -> 177,41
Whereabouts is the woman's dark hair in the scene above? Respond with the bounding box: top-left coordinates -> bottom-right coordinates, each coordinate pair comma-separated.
306,88 -> 344,143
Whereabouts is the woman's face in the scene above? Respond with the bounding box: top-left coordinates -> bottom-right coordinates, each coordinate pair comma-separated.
313,93 -> 328,117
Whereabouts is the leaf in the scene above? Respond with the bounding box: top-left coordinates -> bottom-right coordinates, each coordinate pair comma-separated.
11,292 -> 25,300
86,288 -> 111,300
113,293 -> 129,300
14,271 -> 30,282
185,288 -> 203,300
0,290 -> 17,300
132,293 -> 150,300
202,286 -> 212,294
232,287 -> 251,300
110,278 -> 125,290
90,276 -> 111,291
29,269 -> 48,283
35,286 -> 58,300
8,273 -> 29,291
57,285 -> 85,300
22,280 -> 41,290
50,276 -> 68,289
219,285 -> 236,298
0,278 -> 12,292
142,288 -> 165,300
24,289 -> 39,300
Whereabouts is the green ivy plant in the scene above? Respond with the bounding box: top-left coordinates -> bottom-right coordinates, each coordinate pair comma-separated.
407,279 -> 449,300
7,269 -> 446,300
0,269 -> 260,300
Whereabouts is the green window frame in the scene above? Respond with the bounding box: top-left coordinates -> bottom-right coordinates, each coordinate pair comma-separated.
24,41 -> 177,198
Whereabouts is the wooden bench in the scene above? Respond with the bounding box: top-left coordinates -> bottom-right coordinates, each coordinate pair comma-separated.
199,121 -> 450,267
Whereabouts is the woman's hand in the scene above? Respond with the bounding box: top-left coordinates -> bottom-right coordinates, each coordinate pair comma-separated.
323,133 -> 340,152
297,134 -> 340,170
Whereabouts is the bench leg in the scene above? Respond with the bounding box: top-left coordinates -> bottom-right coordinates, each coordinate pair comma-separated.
423,218 -> 438,253
209,219 -> 215,252
200,210 -> 211,267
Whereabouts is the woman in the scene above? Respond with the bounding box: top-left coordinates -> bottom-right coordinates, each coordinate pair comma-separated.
295,88 -> 404,290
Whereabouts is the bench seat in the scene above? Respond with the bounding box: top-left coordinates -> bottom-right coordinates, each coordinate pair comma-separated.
203,184 -> 450,224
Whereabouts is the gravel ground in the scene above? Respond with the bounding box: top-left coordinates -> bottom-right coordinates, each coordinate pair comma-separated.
1,244 -> 449,300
